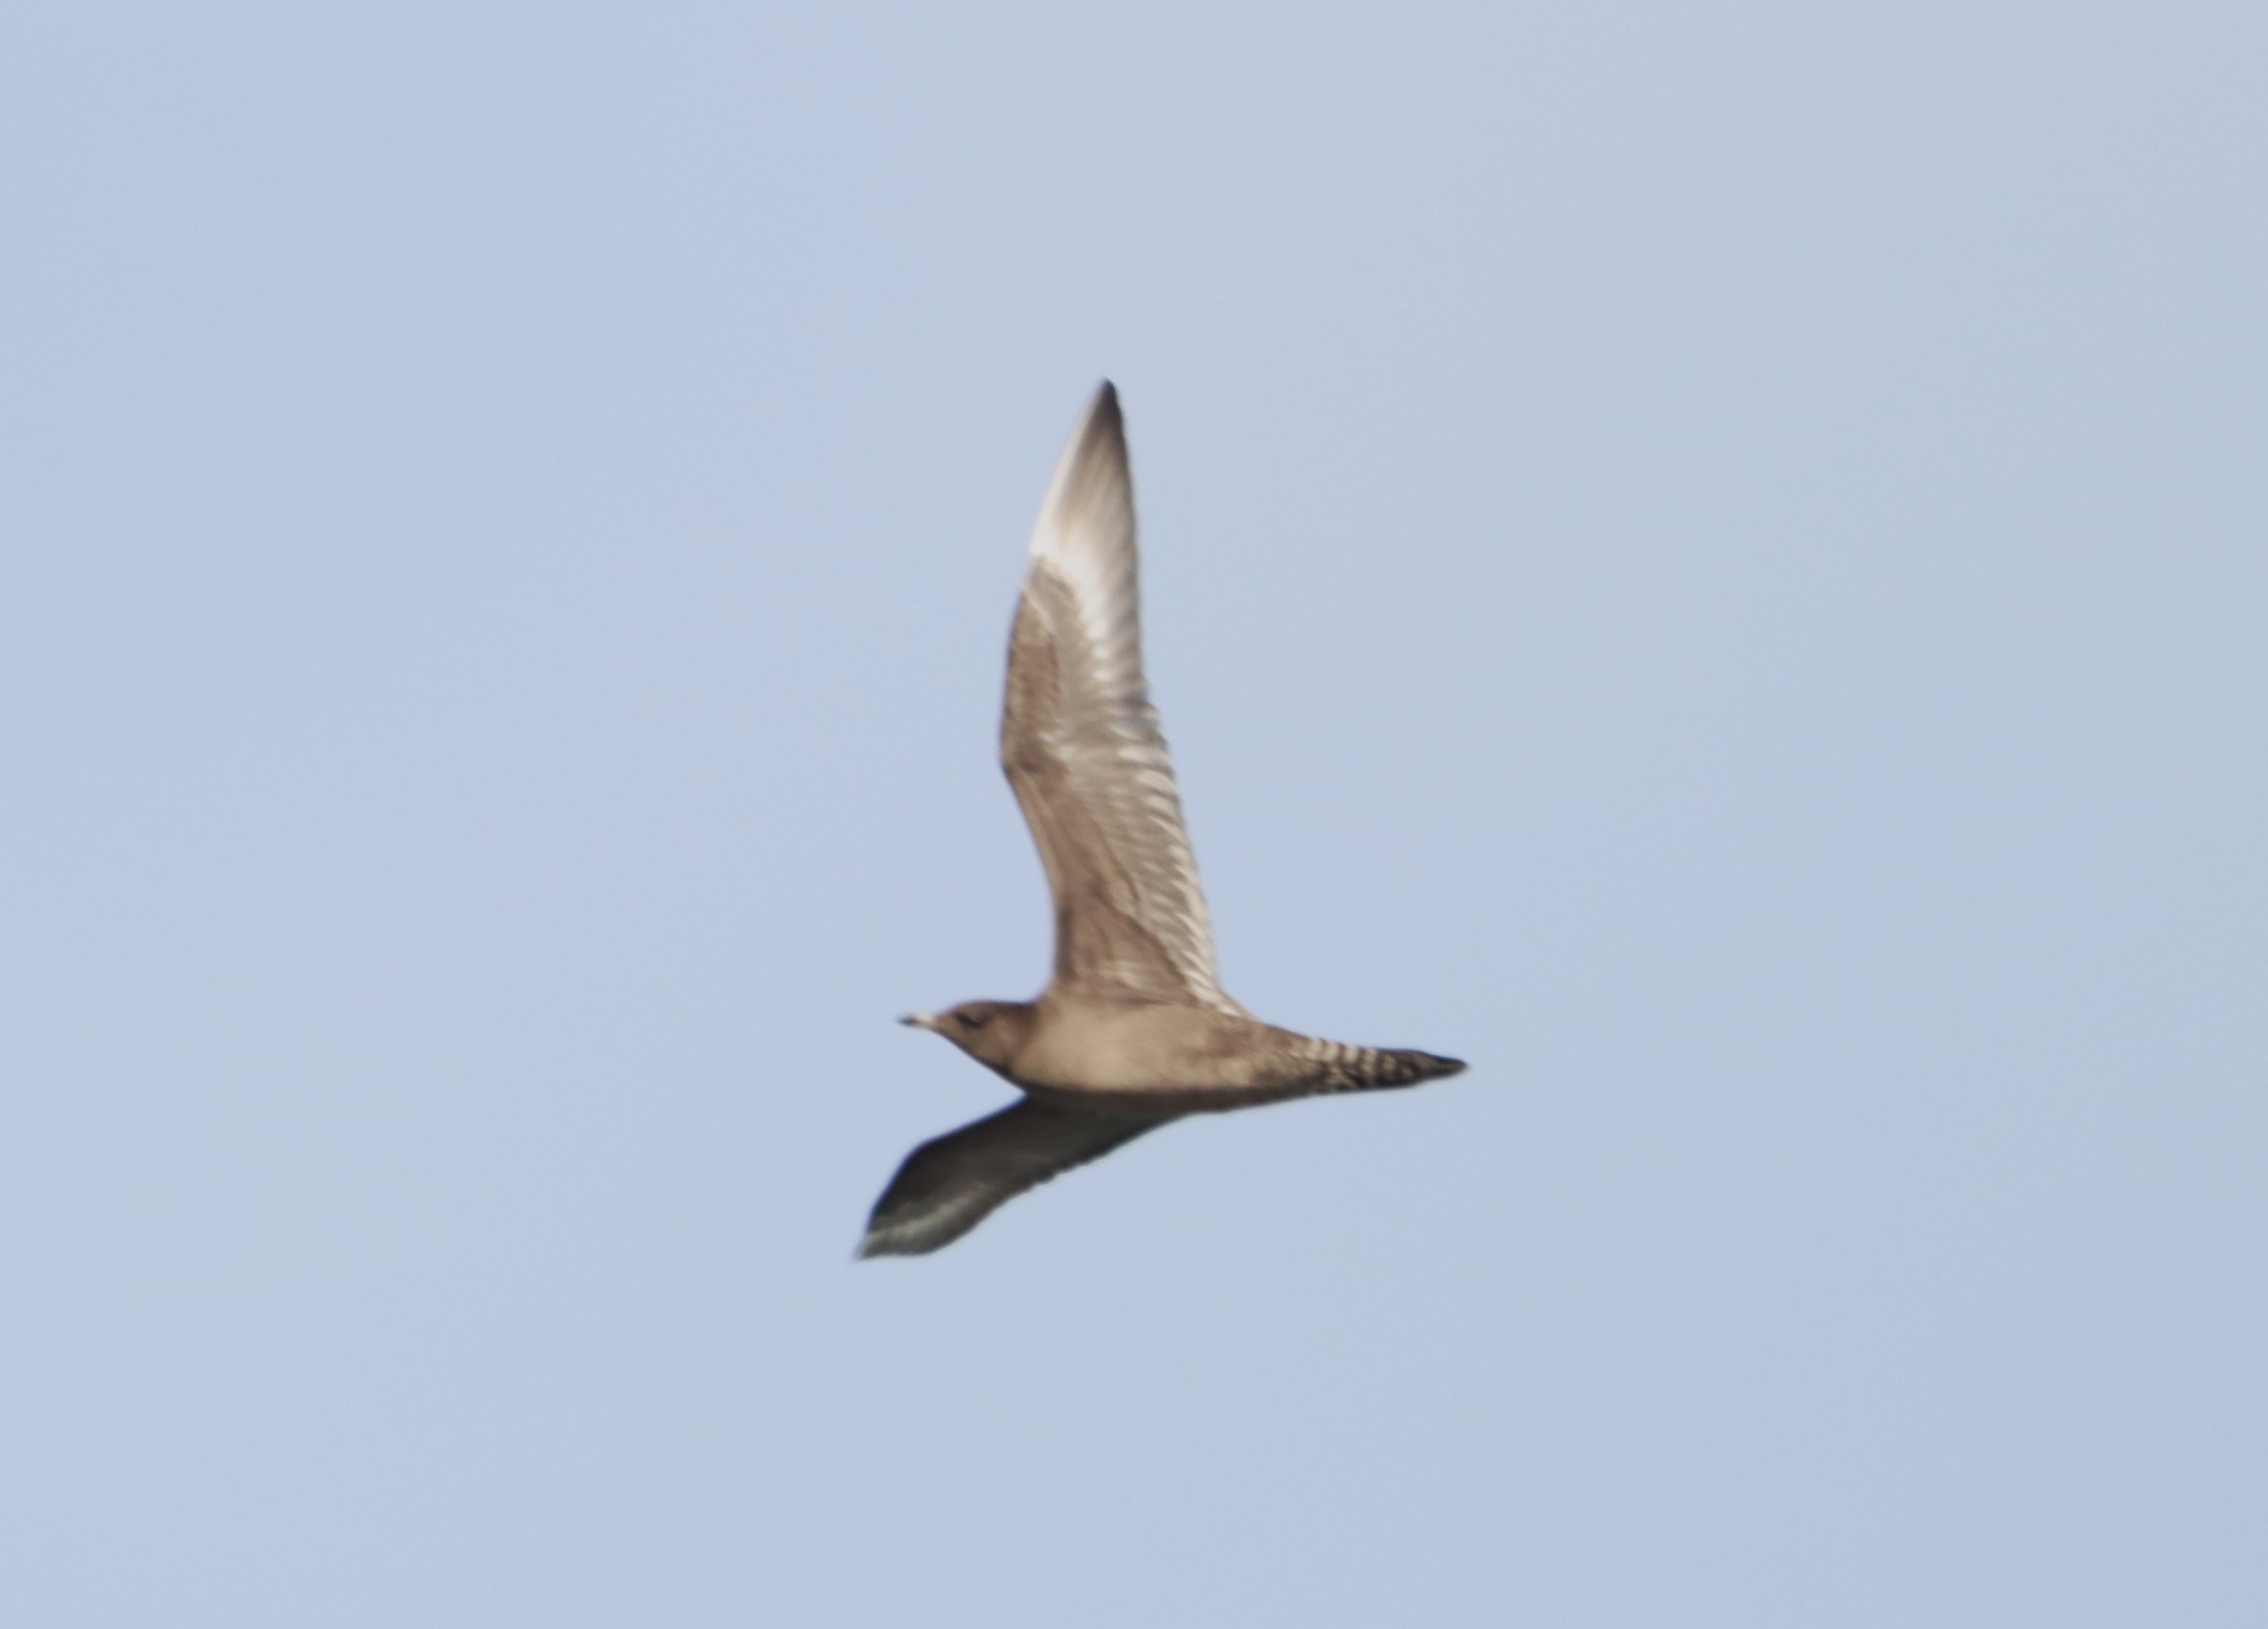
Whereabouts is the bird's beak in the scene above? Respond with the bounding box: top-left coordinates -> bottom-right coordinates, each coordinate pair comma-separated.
899,1012 -> 938,1031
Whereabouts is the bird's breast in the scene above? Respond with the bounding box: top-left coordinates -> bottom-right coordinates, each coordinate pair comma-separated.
1010,1001 -> 1268,1097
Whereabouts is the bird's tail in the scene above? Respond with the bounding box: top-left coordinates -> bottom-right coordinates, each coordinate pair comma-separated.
1284,1035 -> 1467,1096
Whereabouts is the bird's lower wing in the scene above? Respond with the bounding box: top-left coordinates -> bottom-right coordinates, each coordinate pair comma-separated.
858,1098 -> 1171,1258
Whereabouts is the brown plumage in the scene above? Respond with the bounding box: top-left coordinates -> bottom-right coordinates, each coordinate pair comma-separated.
861,384 -> 1465,1259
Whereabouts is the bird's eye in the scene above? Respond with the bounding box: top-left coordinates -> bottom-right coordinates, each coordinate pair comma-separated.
959,1011 -> 988,1030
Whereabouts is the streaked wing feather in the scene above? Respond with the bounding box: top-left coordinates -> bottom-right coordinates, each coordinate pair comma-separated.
857,1099 -> 1168,1257
1001,383 -> 1244,1013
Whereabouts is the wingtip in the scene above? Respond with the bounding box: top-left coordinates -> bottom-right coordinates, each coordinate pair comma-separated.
1029,380 -> 1133,565
854,1224 -> 935,1261
1081,378 -> 1123,443
856,1203 -> 949,1259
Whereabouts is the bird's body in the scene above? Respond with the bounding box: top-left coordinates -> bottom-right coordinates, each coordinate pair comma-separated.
861,383 -> 1465,1257
920,992 -> 1460,1112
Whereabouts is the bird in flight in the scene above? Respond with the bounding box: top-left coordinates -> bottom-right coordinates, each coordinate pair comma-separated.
861,383 -> 1465,1257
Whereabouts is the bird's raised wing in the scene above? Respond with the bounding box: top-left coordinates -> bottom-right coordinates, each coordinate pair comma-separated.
857,1099 -> 1169,1257
1000,383 -> 1244,1013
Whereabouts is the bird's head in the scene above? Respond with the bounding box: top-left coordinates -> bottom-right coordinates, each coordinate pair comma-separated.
899,1000 -> 1033,1074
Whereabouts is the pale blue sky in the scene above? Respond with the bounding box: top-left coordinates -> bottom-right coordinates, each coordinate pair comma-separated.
4,4 -> 2262,1624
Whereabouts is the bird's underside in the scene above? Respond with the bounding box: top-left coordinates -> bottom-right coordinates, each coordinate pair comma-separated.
861,382 -> 1465,1259
862,1005 -> 1464,1256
